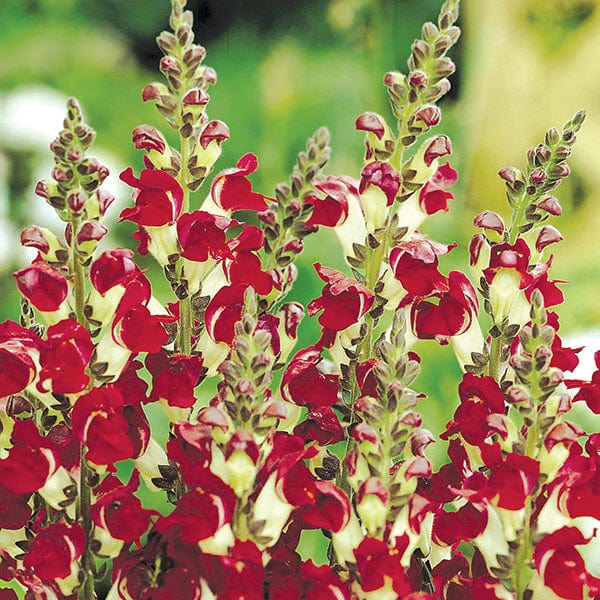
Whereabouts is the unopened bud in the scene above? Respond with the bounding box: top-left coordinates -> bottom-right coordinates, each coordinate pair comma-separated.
535,225 -> 563,252
67,190 -> 87,213
537,196 -> 562,216
529,168 -> 546,184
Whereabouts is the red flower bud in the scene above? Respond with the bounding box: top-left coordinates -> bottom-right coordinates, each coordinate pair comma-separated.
423,134 -> 452,167
13,261 -> 68,312
132,124 -> 167,153
355,112 -> 386,139
473,210 -> 505,235
538,196 -> 562,216
199,119 -> 230,149
536,225 -> 563,251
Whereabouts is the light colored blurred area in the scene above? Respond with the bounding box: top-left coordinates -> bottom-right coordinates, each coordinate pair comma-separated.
459,0 -> 600,331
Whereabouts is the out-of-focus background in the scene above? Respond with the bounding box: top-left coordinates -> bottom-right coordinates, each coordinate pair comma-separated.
1,0 -> 599,453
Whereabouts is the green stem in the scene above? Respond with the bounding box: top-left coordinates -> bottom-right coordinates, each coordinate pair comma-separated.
71,217 -> 86,324
177,129 -> 193,354
70,219 -> 94,600
488,335 -> 502,381
78,446 -> 94,600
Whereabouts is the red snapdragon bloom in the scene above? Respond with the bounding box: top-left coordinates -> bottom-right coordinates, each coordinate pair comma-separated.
225,226 -> 280,295
418,162 -> 458,215
23,523 -> 85,584
298,480 -> 351,532
155,474 -> 235,544
304,176 -> 354,228
565,351 -> 600,413
433,501 -> 489,546
71,385 -> 150,466
90,248 -> 141,294
281,346 -> 339,407
533,527 -> 600,600
13,261 -> 68,312
112,277 -> 176,354
308,263 -> 374,333
0,482 -> 32,529
205,283 -> 247,345
211,152 -> 273,212
0,320 -> 39,395
0,421 -> 59,494
485,452 -> 539,510
390,234 -> 455,301
359,161 -> 401,206
38,319 -> 93,394
145,349 -> 203,408
442,373 -> 505,446
300,561 -> 351,600
294,406 -> 344,445
177,210 -> 237,262
119,167 -> 183,226
483,238 -> 531,287
353,536 -> 414,595
200,540 -> 265,600
411,271 -> 479,343
91,473 -> 157,546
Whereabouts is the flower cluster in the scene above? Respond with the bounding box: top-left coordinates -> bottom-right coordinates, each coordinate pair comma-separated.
0,0 -> 598,599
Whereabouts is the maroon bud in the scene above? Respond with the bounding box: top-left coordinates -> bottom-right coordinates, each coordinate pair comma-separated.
283,239 -> 303,254
52,167 -> 71,182
142,83 -> 161,102
409,70 -> 428,88
200,66 -> 217,85
132,125 -> 166,153
68,149 -> 82,162
199,120 -> 230,149
6,395 -> 33,418
473,210 -> 505,235
411,40 -> 429,61
77,221 -> 108,245
182,88 -> 210,107
97,189 -> 115,216
288,199 -> 302,214
359,161 -> 401,205
34,181 -> 49,199
183,45 -> 206,68
535,225 -> 563,252
65,222 -> 72,245
469,233 -> 486,266
355,112 -> 386,139
414,105 -> 441,127
423,134 -> 452,166
67,191 -> 87,213
498,166 -> 522,186
257,209 -> 277,226
506,385 -> 530,405
160,56 -> 181,75
530,168 -> 546,184
400,412 -> 422,428
538,196 -> 562,216
282,302 -> 304,339
21,225 -> 50,253
411,429 -> 435,457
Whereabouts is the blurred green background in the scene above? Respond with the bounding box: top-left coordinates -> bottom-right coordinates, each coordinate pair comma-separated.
1,0 -> 599,595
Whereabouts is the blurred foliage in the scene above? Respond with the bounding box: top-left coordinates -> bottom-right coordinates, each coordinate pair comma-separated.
0,0 -> 598,471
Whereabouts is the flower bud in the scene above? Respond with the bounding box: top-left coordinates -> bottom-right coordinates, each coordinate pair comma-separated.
67,189 -> 87,213
535,225 -> 563,252
355,112 -> 395,160
356,477 -> 388,536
